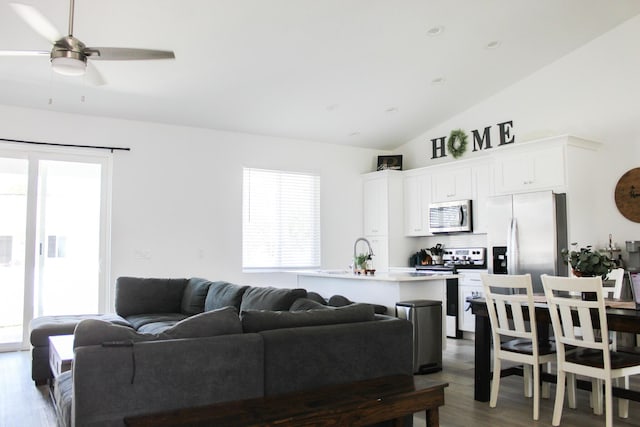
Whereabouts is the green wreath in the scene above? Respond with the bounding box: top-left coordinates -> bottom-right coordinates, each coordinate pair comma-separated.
447,129 -> 468,159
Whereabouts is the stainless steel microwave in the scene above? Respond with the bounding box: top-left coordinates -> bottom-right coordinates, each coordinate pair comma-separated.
428,200 -> 473,233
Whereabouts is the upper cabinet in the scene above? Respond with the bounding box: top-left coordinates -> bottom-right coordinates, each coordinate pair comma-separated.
363,175 -> 388,236
493,144 -> 565,194
403,170 -> 432,236
361,170 -> 407,271
432,167 -> 473,202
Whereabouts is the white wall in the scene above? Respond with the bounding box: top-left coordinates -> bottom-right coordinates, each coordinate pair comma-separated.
0,105 -> 383,307
394,14 -> 640,257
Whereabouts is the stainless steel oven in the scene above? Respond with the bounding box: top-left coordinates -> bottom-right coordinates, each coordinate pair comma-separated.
416,247 -> 486,338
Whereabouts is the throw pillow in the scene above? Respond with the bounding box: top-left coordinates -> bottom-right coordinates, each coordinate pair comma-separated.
204,281 -> 250,311
161,306 -> 242,339
290,298 -> 329,311
241,303 -> 375,333
181,277 -> 213,315
73,307 -> 242,348
240,287 -> 308,312
306,291 -> 328,305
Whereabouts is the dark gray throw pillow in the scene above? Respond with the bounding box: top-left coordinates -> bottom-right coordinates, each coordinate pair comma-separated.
205,281 -> 250,311
241,303 -> 375,333
73,307 -> 242,348
181,277 -> 213,315
290,298 -> 329,311
240,287 -> 307,312
161,306 -> 242,339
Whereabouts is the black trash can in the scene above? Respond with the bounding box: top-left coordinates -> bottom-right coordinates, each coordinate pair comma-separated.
395,300 -> 442,374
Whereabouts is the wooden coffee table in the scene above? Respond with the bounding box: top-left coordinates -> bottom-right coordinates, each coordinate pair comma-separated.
49,334 -> 74,379
125,374 -> 448,427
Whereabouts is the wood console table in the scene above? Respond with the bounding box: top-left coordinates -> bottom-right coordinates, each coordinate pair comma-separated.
124,375 -> 448,427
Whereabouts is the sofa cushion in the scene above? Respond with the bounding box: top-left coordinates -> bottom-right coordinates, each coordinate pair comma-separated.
29,313 -> 132,347
290,298 -> 329,311
74,319 -> 157,349
204,281 -> 250,311
125,313 -> 189,330
181,278 -> 213,315
240,287 -> 308,312
74,307 -> 242,348
328,294 -> 388,315
241,303 -> 375,333
116,277 -> 188,317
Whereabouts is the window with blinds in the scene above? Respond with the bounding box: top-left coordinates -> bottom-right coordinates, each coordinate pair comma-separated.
242,168 -> 321,270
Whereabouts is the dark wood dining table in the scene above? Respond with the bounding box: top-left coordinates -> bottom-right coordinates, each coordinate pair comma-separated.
470,296 -> 640,402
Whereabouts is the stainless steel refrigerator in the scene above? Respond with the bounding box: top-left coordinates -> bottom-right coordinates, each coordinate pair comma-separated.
487,191 -> 568,293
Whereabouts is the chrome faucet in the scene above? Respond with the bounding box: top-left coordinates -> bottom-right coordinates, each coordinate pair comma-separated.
353,237 -> 374,273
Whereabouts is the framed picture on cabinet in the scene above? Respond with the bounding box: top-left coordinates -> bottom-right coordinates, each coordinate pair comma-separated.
377,155 -> 403,171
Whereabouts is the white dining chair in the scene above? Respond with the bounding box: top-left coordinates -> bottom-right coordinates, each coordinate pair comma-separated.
481,273 -> 562,421
603,268 -> 625,300
542,274 -> 640,427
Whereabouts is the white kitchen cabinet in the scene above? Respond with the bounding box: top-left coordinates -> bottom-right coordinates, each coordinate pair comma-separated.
457,269 -> 486,333
432,166 -> 473,202
493,144 -> 565,194
361,170 -> 407,271
471,162 -> 492,234
403,171 -> 432,236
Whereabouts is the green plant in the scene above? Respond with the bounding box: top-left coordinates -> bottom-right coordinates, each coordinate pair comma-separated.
355,253 -> 370,269
561,244 -> 614,279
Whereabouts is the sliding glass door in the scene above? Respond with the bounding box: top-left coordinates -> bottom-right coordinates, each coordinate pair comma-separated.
0,149 -> 110,351
0,157 -> 29,347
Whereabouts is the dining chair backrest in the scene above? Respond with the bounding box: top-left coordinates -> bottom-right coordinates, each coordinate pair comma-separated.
603,268 -> 625,299
541,275 -> 610,367
481,273 -> 538,352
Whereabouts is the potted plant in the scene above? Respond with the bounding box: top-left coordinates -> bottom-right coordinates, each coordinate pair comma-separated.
355,253 -> 371,272
561,244 -> 614,300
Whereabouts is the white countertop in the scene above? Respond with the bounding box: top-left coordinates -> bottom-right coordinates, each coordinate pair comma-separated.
295,270 -> 456,282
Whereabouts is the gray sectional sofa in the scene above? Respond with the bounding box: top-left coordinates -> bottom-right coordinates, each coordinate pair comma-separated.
37,277 -> 413,427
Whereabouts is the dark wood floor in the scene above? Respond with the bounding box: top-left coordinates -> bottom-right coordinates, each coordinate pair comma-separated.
2,339 -> 640,426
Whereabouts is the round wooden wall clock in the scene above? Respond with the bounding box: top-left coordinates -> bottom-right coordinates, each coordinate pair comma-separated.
615,167 -> 640,223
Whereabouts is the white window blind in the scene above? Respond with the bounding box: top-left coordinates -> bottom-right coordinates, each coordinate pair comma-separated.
243,168 -> 321,270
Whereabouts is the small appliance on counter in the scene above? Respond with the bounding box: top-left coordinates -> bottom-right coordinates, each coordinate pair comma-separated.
627,241 -> 640,271
414,247 -> 487,339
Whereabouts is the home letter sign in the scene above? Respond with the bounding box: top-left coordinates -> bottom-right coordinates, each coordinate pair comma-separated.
430,120 -> 514,159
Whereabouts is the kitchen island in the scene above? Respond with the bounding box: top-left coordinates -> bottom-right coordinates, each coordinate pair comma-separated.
295,270 -> 456,347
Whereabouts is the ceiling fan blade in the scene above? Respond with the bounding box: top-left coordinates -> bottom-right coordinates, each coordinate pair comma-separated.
10,2 -> 62,44
85,47 -> 175,61
85,62 -> 106,86
0,50 -> 50,56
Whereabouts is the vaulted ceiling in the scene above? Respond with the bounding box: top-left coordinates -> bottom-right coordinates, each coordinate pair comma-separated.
1,0 -> 639,149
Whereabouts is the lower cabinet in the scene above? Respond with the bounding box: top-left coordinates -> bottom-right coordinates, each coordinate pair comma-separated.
457,269 -> 487,333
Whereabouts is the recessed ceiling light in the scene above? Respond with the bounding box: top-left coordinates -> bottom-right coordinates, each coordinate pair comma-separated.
426,26 -> 444,36
485,40 -> 501,49
326,104 -> 340,112
431,77 -> 446,85
349,132 -> 361,137
385,107 -> 398,113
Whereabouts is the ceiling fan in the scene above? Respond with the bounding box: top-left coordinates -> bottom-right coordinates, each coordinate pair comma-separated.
0,0 -> 175,85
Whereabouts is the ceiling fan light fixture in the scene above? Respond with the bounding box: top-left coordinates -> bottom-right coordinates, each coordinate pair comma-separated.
51,56 -> 86,76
